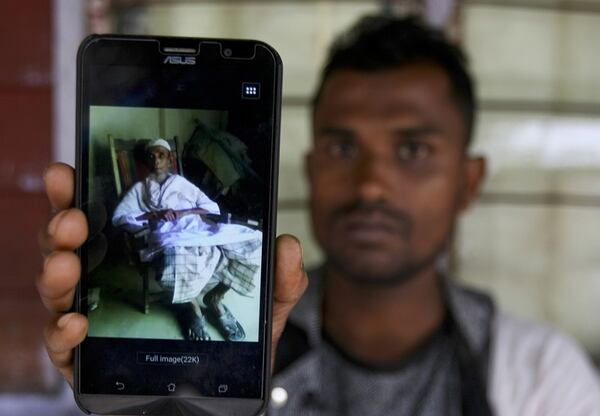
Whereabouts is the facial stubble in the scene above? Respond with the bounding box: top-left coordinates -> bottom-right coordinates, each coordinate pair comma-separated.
322,201 -> 452,287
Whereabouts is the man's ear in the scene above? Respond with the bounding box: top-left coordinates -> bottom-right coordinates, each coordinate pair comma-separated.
459,155 -> 486,211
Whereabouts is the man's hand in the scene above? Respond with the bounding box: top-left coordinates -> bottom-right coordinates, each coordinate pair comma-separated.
160,209 -> 177,221
37,163 -> 308,387
38,163 -> 88,386
135,209 -> 178,222
271,234 -> 309,370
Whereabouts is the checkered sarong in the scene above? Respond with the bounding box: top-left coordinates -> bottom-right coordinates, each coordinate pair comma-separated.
213,238 -> 262,296
155,237 -> 262,303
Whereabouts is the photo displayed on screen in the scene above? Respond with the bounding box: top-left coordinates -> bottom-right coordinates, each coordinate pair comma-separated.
86,105 -> 263,343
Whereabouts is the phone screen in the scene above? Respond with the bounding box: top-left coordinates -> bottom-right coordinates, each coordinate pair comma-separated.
76,36 -> 280,407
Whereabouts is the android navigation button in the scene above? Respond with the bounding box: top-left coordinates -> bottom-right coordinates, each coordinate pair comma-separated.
217,384 -> 228,394
115,381 -> 125,391
167,383 -> 176,393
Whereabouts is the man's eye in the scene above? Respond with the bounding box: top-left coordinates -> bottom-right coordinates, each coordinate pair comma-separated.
327,140 -> 357,159
397,141 -> 431,161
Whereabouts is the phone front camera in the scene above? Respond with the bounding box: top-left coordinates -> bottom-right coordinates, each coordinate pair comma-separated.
224,48 -> 233,57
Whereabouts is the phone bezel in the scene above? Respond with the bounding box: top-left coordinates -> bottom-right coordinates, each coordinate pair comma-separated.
74,34 -> 282,416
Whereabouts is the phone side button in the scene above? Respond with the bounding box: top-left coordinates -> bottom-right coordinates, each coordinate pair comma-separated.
115,381 -> 125,391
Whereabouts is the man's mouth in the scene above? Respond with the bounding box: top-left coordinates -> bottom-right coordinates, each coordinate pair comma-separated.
336,210 -> 410,245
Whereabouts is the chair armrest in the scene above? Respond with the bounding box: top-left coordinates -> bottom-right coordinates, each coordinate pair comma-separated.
133,227 -> 150,239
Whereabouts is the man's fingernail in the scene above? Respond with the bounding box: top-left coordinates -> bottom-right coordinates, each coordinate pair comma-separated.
48,211 -> 66,236
57,314 -> 72,329
299,244 -> 305,271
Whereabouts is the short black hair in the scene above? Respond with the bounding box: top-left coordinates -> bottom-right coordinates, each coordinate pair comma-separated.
312,15 -> 476,145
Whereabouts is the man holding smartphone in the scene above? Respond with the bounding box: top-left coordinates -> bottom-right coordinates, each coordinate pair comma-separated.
39,14 -> 600,416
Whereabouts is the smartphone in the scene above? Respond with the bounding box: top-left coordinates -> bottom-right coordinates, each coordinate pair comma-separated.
74,34 -> 282,415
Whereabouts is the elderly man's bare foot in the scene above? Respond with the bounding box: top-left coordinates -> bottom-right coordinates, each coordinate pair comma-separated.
187,313 -> 211,341
173,302 -> 211,341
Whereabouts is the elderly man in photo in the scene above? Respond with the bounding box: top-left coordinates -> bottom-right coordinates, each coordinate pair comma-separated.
112,138 -> 262,342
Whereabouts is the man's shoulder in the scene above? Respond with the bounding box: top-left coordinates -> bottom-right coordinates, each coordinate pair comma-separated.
492,310 -> 590,365
447,281 -> 587,361
168,173 -> 188,183
168,174 -> 200,190
448,280 -> 600,413
122,180 -> 145,196
489,311 -> 600,415
494,311 -> 559,349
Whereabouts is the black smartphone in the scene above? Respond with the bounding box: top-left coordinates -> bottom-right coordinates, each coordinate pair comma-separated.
74,34 -> 282,415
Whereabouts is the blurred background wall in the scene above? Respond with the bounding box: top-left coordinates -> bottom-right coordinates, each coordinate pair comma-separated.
1,0 -> 599,413
0,0 -> 62,402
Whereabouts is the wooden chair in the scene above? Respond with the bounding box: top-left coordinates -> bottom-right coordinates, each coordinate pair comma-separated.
108,135 -> 182,314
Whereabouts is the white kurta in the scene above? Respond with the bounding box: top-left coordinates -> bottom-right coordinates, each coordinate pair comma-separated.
112,174 -> 221,233
112,174 -> 262,303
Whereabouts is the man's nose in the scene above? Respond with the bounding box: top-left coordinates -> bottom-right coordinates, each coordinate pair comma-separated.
354,153 -> 391,202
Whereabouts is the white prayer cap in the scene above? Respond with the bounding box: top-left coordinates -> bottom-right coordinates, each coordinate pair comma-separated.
147,138 -> 171,152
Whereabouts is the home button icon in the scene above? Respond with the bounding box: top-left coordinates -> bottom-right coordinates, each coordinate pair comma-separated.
167,383 -> 176,393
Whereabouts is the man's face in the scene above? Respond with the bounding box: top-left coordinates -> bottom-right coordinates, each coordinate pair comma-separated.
307,63 -> 484,285
147,146 -> 171,174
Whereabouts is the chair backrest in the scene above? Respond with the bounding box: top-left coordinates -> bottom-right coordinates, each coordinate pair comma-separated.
108,135 -> 183,197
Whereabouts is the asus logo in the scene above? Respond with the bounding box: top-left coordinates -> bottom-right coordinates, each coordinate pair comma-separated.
163,56 -> 196,65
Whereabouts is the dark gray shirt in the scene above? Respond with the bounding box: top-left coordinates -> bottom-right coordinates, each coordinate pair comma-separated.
269,269 -> 494,416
